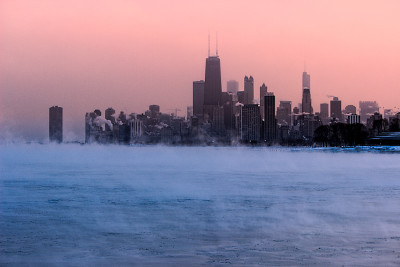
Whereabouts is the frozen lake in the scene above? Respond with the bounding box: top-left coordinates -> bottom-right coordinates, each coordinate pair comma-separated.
1,145 -> 400,266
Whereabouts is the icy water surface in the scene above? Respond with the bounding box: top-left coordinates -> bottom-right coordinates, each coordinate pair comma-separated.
1,145 -> 400,266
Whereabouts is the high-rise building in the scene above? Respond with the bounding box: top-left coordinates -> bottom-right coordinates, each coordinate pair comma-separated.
204,56 -> 222,106
203,55 -> 222,122
259,83 -> 268,120
297,114 -> 322,138
301,71 -> 312,114
264,93 -> 277,142
186,106 -> 193,119
149,105 -> 160,118
193,80 -> 205,118
221,92 -> 234,131
320,103 -> 329,124
302,71 -> 310,89
211,105 -> 225,135
276,101 -> 292,125
227,80 -> 239,94
244,76 -> 254,104
240,104 -> 261,142
320,103 -> 329,118
330,97 -> 343,122
237,91 -> 248,105
359,101 -> 379,123
49,106 -> 63,143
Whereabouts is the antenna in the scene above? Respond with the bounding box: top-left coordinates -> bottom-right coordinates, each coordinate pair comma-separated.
304,61 -> 306,72
208,31 -> 210,57
216,32 -> 218,56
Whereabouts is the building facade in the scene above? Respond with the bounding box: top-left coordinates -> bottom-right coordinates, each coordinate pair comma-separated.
330,97 -> 343,122
49,106 -> 63,143
193,80 -> 205,119
244,75 -> 254,104
240,104 -> 261,142
264,93 -> 277,142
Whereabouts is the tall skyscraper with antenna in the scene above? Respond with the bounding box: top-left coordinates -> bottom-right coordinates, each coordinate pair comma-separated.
301,71 -> 312,114
203,34 -> 222,121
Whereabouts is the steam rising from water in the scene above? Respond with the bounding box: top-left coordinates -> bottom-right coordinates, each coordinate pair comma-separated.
1,145 -> 400,265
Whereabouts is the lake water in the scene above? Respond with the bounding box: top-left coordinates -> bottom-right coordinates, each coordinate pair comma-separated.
1,145 -> 400,266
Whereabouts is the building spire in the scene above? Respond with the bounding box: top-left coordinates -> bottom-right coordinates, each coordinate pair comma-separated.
216,32 -> 218,57
208,31 -> 210,57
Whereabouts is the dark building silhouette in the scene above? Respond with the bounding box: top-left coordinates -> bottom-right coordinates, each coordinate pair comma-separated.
320,103 -> 329,118
149,105 -> 160,119
320,103 -> 329,124
203,55 -> 222,122
244,75 -> 254,104
237,91 -> 248,105
296,114 -> 322,139
264,93 -> 277,142
301,71 -> 312,114
276,101 -> 292,125
240,104 -> 261,142
221,92 -> 234,131
49,106 -> 63,143
330,97 -> 343,122
193,80 -> 205,119
227,80 -> 239,94
259,83 -> 268,120
204,56 -> 222,106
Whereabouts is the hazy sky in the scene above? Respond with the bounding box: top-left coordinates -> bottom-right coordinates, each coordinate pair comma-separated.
1,0 -> 399,141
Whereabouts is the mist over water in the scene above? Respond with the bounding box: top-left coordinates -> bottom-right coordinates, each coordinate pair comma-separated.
1,145 -> 400,266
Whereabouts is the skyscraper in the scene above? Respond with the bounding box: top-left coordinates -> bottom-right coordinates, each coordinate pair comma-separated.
193,80 -> 205,118
237,91 -> 248,105
227,80 -> 239,94
221,92 -> 234,131
330,97 -> 343,122
301,71 -> 312,114
320,103 -> 329,118
203,55 -> 222,122
204,56 -> 222,106
264,93 -> 277,142
49,106 -> 63,143
320,103 -> 329,124
276,101 -> 292,125
240,104 -> 261,142
244,76 -> 254,104
259,83 -> 268,120
302,71 -> 310,89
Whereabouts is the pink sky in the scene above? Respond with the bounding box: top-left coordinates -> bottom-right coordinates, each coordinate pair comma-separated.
1,0 -> 399,141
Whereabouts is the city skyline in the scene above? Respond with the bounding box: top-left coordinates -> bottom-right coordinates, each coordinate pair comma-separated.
1,0 -> 400,141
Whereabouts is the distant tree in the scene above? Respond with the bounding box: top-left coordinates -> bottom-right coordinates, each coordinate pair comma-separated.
314,123 -> 369,147
389,118 -> 400,132
344,124 -> 369,146
314,125 -> 330,147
